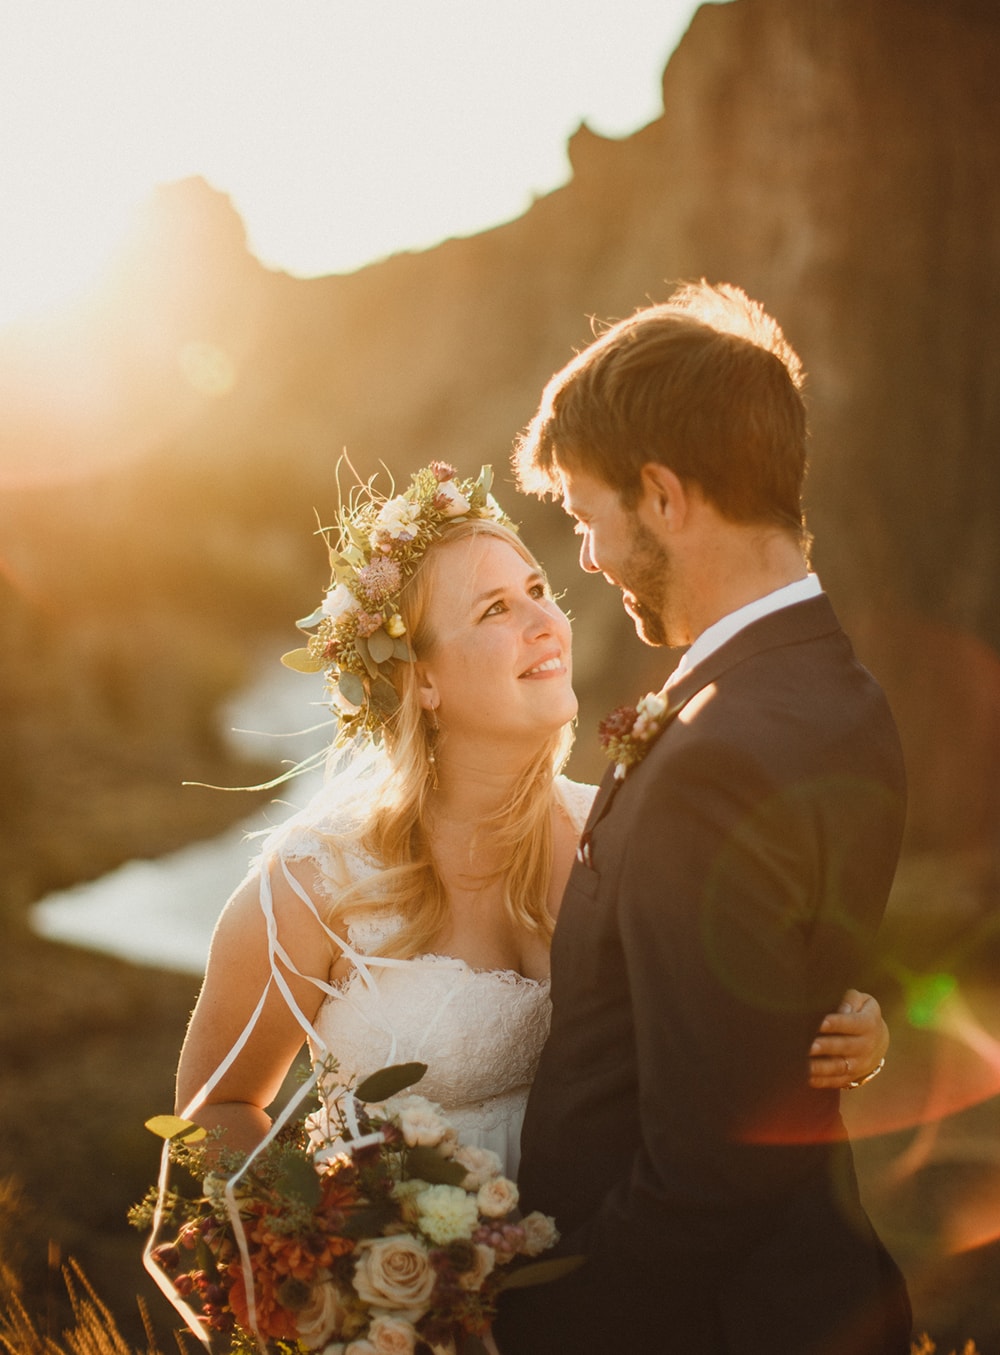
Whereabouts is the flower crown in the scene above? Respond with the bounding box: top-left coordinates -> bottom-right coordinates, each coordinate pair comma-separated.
282,461 -> 514,743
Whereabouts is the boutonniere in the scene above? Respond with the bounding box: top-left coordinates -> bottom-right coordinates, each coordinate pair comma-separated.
598,684 -> 672,781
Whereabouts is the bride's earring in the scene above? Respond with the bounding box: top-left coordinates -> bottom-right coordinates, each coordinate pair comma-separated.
426,707 -> 440,789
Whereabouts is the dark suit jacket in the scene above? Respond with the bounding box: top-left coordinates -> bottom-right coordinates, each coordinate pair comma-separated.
497,596 -> 910,1355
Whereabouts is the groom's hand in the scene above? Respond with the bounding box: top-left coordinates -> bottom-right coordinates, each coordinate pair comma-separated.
808,989 -> 889,1088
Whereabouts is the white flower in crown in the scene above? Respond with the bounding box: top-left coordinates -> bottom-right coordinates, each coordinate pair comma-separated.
322,582 -> 359,621
373,495 -> 421,542
434,479 -> 471,518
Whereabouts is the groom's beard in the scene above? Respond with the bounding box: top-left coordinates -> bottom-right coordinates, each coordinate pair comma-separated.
620,516 -> 673,648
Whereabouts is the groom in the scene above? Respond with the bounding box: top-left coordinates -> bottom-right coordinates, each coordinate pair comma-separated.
496,283 -> 911,1354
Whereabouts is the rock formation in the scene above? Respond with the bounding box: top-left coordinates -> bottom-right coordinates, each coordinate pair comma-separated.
1,0 -> 998,876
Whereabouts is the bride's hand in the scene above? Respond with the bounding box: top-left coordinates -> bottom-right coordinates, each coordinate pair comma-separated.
808,989 -> 888,1089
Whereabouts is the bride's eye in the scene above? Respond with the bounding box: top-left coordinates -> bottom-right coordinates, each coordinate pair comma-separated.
481,598 -> 507,619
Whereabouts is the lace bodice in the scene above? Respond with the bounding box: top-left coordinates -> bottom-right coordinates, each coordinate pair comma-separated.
266,775 -> 596,1173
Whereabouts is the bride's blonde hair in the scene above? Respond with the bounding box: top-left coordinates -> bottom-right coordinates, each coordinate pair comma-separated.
319,516 -> 574,957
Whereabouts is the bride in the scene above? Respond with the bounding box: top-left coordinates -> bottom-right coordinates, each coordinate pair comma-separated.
175,462 -> 887,1179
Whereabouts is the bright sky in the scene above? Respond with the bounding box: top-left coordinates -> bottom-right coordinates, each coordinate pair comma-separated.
0,0 -> 723,330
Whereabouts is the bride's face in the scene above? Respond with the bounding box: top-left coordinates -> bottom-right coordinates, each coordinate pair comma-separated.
416,534 -> 577,748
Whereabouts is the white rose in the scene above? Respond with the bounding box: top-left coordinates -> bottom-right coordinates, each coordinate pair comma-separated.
353,1236 -> 435,1316
344,1344 -> 377,1355
296,1279 -> 349,1350
368,1314 -> 418,1355
452,1144 -> 503,1191
323,583 -> 359,621
519,1211 -> 559,1257
637,690 -> 667,719
385,1094 -> 453,1149
435,480 -> 471,518
458,1243 -> 496,1292
476,1176 -> 519,1219
374,496 -> 421,540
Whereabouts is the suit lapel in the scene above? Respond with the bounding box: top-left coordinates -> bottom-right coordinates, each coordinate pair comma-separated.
663,593 -> 842,710
576,595 -> 843,867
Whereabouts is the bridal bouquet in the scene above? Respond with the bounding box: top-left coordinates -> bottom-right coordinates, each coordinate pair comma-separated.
132,1062 -> 573,1354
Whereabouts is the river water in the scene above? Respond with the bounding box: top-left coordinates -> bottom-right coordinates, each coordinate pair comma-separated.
31,662 -> 328,974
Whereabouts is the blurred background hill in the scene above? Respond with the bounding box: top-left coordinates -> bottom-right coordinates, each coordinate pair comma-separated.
1,0 -> 998,1348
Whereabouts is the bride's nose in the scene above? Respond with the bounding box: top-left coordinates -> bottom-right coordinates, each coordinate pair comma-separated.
523,597 -> 556,640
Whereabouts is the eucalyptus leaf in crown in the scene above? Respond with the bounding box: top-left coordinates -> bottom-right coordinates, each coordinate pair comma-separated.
282,461 -> 513,743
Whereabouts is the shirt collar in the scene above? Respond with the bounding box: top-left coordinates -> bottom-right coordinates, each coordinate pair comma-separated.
671,574 -> 824,682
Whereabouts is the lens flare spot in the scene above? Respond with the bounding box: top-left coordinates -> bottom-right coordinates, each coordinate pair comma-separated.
178,341 -> 237,397
907,972 -> 959,1028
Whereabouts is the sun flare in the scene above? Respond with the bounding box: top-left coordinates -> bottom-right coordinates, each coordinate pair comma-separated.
0,1 -> 695,332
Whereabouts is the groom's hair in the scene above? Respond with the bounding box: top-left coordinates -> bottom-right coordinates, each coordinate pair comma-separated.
514,280 -> 808,537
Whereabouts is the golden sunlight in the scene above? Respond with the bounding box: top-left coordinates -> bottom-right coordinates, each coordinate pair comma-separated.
0,200 -> 136,330
0,2 -> 696,329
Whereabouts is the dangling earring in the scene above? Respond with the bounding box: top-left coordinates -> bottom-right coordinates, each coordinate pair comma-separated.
426,707 -> 440,789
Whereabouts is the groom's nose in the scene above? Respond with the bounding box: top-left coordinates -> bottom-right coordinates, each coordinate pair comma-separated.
579,533 -> 600,573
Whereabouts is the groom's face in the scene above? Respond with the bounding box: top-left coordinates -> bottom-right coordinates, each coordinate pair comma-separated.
559,463 -> 673,647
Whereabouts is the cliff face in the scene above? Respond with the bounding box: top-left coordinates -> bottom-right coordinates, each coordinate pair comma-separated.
1,0 -> 998,903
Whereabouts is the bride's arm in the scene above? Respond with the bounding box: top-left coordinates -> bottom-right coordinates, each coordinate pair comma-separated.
175,858 -> 334,1156
808,988 -> 889,1089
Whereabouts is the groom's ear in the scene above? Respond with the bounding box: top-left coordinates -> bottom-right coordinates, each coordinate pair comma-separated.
639,462 -> 688,531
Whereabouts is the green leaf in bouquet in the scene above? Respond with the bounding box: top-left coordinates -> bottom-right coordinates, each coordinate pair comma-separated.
338,671 -> 366,707
370,676 -> 401,716
144,1115 -> 207,1143
355,1061 -> 427,1103
404,1146 -> 468,1187
367,627 -> 395,664
496,1254 -> 586,1290
355,634 -> 379,678
274,1149 -> 322,1208
295,606 -> 326,631
281,647 -> 326,674
345,520 -> 369,551
339,1200 -> 400,1238
393,638 -> 413,661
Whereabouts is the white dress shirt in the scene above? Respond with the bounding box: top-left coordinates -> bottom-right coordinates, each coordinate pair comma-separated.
670,573 -> 824,683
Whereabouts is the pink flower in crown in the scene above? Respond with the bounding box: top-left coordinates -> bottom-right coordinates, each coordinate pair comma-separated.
355,556 -> 403,609
355,610 -> 386,638
429,461 -> 457,482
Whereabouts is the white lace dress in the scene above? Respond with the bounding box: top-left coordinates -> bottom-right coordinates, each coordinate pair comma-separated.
271,775 -> 596,1178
